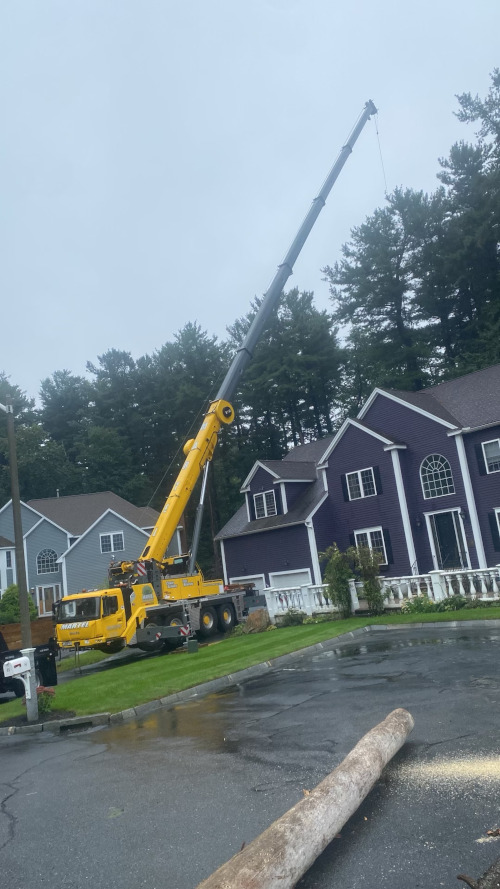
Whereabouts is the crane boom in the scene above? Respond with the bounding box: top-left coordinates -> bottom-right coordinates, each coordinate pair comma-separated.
138,100 -> 377,570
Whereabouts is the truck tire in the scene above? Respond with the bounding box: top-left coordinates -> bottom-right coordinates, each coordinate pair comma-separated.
198,605 -> 218,639
11,678 -> 25,699
217,603 -> 235,633
163,616 -> 184,652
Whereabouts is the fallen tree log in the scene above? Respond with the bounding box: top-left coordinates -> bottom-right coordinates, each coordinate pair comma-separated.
196,707 -> 414,889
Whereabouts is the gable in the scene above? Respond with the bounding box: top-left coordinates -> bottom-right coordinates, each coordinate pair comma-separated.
0,500 -> 43,541
359,388 -> 457,429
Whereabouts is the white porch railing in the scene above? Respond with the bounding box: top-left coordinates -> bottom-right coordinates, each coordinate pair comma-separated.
264,584 -> 339,623
263,566 -> 500,623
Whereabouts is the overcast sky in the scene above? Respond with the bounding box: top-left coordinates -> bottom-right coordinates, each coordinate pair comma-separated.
1,1 -> 499,402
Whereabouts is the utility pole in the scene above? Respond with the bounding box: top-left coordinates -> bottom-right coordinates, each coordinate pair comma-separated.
0,397 -> 38,721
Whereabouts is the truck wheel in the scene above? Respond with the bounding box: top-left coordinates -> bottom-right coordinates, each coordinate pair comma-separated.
137,621 -> 163,653
198,605 -> 218,638
217,603 -> 235,633
163,616 -> 184,651
11,679 -> 25,699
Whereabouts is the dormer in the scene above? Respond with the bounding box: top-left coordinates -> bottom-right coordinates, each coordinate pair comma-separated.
240,460 -> 316,521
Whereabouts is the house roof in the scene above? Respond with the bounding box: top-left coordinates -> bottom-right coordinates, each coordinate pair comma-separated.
373,364 -> 500,430
0,536 -> 14,548
217,477 -> 326,540
26,492 -> 159,536
261,460 -> 317,482
282,436 -> 335,464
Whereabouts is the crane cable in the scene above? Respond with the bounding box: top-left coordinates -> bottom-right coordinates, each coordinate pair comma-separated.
374,112 -> 389,197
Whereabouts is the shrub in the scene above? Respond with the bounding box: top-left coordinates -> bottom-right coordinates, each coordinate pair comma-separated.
0,584 -> 38,624
347,544 -> 385,615
37,686 -> 55,714
320,543 -> 352,618
434,595 -> 467,612
279,609 -> 305,626
401,595 -> 436,614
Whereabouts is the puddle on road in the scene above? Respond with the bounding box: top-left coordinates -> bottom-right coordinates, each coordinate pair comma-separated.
98,690 -> 241,752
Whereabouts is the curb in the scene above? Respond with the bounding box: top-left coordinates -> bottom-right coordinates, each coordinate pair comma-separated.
1,618 -> 499,736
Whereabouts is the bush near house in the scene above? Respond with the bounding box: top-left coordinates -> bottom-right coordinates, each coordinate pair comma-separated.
320,543 -> 352,618
0,584 -> 38,624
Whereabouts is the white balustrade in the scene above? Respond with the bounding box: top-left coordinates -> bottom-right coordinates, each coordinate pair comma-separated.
263,565 -> 500,622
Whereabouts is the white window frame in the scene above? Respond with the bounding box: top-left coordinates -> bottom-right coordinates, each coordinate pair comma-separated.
36,583 -> 61,617
100,531 -> 125,554
420,454 -> 455,499
253,490 -> 277,519
495,508 -> 500,536
6,551 -> 12,568
346,466 -> 377,500
36,548 -> 59,575
354,526 -> 388,565
482,438 -> 500,474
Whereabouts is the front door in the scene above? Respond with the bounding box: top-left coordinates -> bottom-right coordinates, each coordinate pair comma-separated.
426,511 -> 469,570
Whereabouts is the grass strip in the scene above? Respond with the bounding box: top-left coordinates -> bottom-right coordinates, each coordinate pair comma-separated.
1,608 -> 500,724
57,650 -> 111,673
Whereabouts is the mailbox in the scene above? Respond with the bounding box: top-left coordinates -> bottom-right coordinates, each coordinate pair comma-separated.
3,656 -> 31,678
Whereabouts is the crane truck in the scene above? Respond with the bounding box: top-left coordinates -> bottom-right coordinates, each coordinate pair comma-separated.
54,100 -> 377,655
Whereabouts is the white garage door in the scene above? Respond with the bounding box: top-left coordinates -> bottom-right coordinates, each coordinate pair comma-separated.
269,569 -> 311,590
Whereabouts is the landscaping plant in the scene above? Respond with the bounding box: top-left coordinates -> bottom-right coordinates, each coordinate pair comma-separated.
320,543 -> 352,618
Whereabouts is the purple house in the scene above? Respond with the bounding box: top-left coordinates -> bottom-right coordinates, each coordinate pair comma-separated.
216,364 -> 500,591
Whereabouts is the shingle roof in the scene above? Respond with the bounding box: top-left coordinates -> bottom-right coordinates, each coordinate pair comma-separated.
282,435 -> 335,464
380,363 -> 500,429
0,536 -> 14,548
261,460 -> 316,481
26,492 -> 159,536
216,478 -> 326,540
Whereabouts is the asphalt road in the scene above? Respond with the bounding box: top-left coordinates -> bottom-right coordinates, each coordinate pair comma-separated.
1,624 -> 499,889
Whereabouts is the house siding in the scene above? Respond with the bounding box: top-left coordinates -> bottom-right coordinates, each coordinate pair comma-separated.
463,425 -> 500,566
364,396 -> 474,569
282,482 -> 312,511
0,503 -> 40,543
223,524 -> 312,588
323,424 -> 409,575
25,521 -> 68,593
63,516 -> 149,595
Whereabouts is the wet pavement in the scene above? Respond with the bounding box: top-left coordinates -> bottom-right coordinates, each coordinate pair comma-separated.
1,624 -> 499,888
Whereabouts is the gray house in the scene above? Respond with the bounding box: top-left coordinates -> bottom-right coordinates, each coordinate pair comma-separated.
217,364 -> 500,591
0,492 -> 181,616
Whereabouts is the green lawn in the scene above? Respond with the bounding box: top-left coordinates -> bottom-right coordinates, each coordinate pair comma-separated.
56,649 -> 110,673
1,608 -> 500,724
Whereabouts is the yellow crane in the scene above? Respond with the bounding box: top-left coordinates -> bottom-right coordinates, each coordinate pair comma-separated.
55,101 -> 377,654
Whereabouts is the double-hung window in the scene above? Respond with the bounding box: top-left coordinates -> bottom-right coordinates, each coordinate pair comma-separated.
254,490 -> 277,519
100,532 -> 125,554
346,467 -> 376,500
482,439 -> 500,474
354,527 -> 388,565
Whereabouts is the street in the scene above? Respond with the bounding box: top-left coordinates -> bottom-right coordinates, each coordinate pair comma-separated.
1,624 -> 499,889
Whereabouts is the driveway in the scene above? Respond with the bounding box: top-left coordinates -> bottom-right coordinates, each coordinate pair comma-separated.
1,624 -> 499,889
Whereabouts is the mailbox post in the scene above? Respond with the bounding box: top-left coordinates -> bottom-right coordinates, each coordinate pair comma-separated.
2,649 -> 38,721
0,398 -> 38,722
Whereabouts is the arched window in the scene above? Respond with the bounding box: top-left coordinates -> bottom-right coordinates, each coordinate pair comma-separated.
36,549 -> 59,574
420,454 -> 455,499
